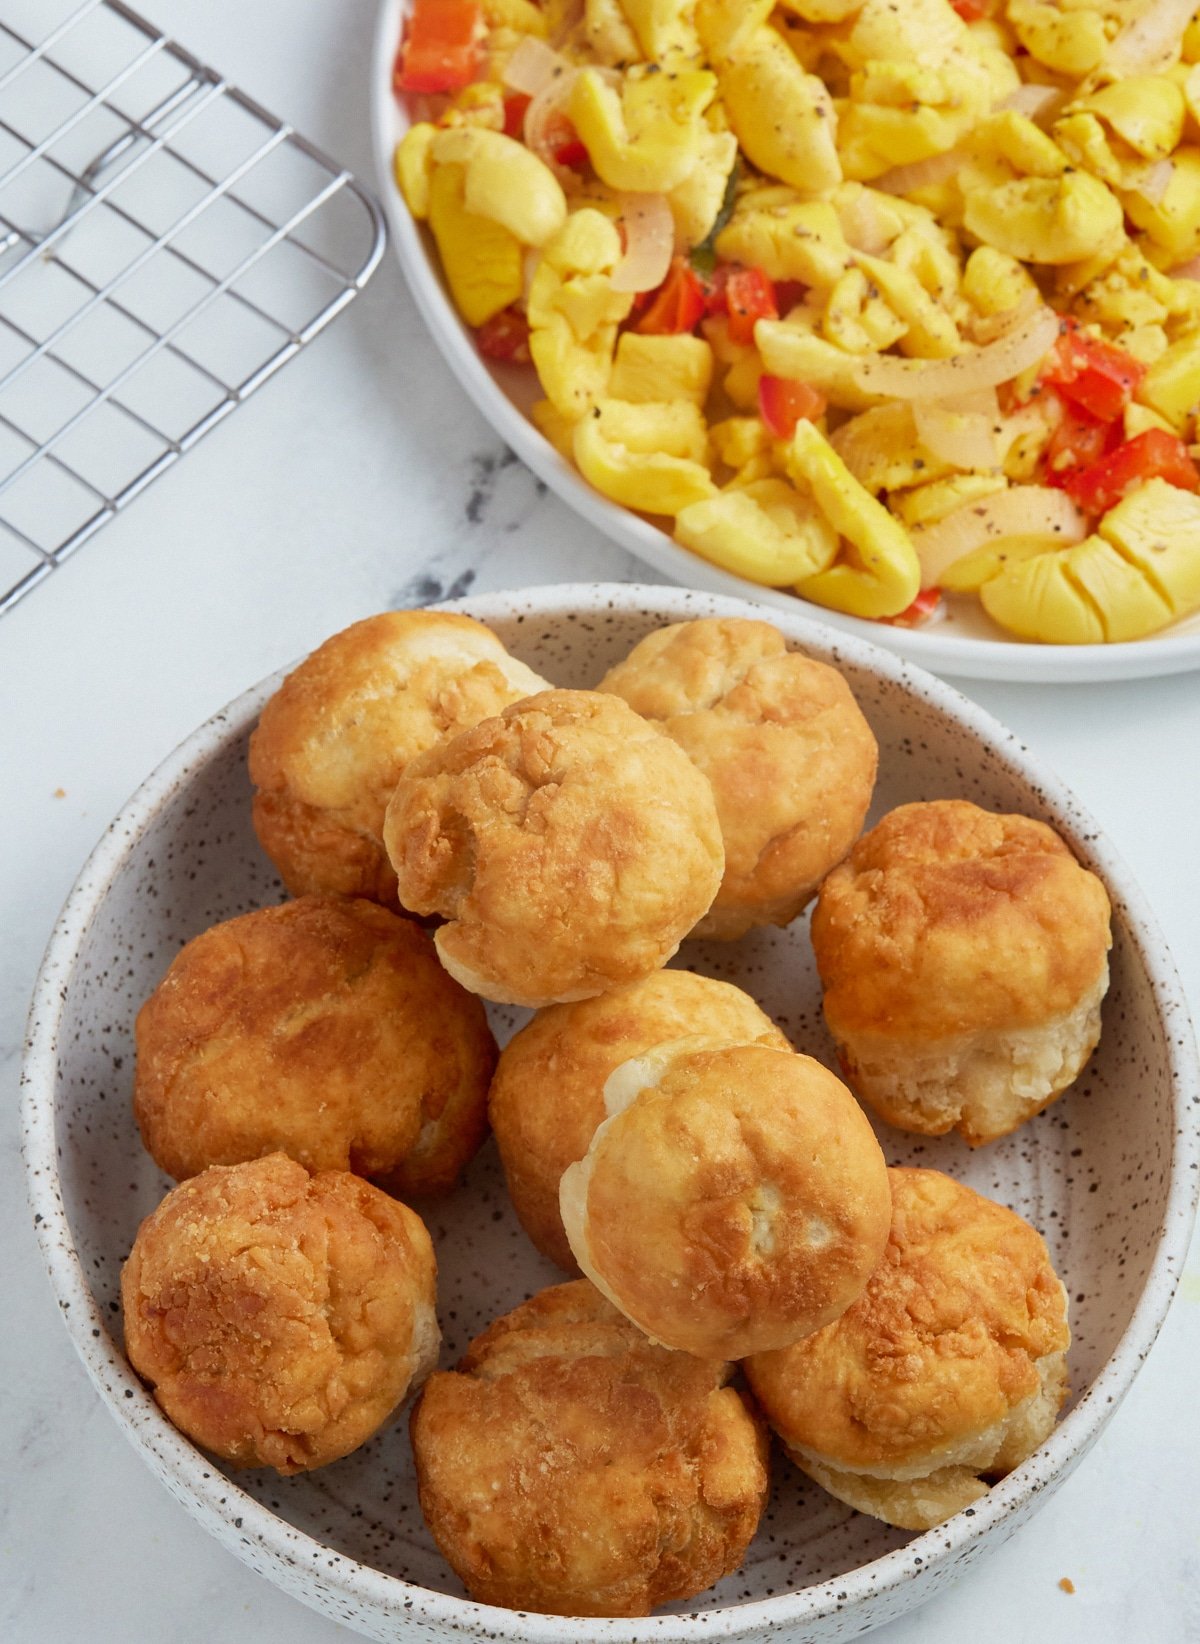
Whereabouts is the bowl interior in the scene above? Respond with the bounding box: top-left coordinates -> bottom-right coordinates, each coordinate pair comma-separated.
47,588 -> 1179,1620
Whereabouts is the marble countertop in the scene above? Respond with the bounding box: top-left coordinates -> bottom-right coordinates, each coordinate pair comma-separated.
3,2 -> 1198,1639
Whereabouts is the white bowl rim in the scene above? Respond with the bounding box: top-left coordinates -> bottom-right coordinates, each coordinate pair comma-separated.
368,0 -> 1200,687
21,583 -> 1200,1641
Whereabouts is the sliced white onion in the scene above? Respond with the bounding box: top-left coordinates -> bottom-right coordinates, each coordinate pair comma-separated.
971,290 -> 1041,345
874,148 -> 964,197
503,36 -> 570,97
1106,0 -> 1196,77
912,487 -> 1089,588
852,306 -> 1060,400
610,193 -> 675,293
524,65 -> 580,176
1000,83 -> 1067,123
914,391 -> 1001,470
1136,159 -> 1175,206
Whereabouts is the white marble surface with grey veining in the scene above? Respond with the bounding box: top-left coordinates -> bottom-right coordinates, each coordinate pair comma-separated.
2,2 -> 1198,1639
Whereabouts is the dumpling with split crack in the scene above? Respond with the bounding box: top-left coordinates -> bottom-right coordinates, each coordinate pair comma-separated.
559,1038 -> 891,1359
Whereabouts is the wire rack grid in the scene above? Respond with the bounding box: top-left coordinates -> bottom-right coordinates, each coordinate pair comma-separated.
0,0 -> 386,615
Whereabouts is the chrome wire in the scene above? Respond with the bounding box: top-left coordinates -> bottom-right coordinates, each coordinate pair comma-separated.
0,0 -> 386,614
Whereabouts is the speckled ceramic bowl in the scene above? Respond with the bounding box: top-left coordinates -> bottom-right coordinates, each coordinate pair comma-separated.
22,585 -> 1199,1644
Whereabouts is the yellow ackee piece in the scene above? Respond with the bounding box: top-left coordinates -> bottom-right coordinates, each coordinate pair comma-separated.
778,0 -> 861,19
675,477 -> 840,584
569,66 -> 717,193
1186,15 -> 1200,61
724,348 -> 765,412
891,473 -> 1009,530
1000,401 -> 1058,481
855,247 -> 962,357
395,124 -> 437,220
894,219 -> 964,303
831,182 -> 916,254
610,334 -> 714,406
1130,335 -> 1196,430
1123,401 -> 1177,440
531,398 -> 577,461
1052,236 -> 1129,305
668,127 -> 740,246
427,163 -> 523,327
621,0 -> 702,63
439,82 -> 507,130
756,320 -> 887,411
695,0 -> 774,64
717,27 -> 842,195
837,66 -> 987,183
846,0 -> 964,66
973,111 -> 1068,179
1098,477 -> 1200,618
717,196 -> 853,288
430,129 -> 567,247
787,420 -> 922,617
580,0 -> 639,65
1121,323 -> 1170,365
708,417 -> 772,473
974,478 -> 1200,644
939,534 -> 1057,592
1073,77 -> 1186,160
979,546 -> 1104,642
532,316 -> 617,421
835,0 -> 1011,179
1168,277 -> 1200,332
480,0 -> 548,35
822,267 -> 908,354
962,246 -> 1040,320
600,398 -> 710,461
574,399 -> 716,514
528,211 -> 632,421
529,212 -> 630,332
1073,244 -> 1176,333
963,172 -> 1124,265
980,536 -> 1174,643
1007,0 -> 1107,77
830,403 -> 952,494
1055,112 -> 1172,194
1123,148 -> 1200,264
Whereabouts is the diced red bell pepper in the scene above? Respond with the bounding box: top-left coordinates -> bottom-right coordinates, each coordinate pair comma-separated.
551,134 -> 590,169
395,0 -> 481,94
950,0 -> 990,18
700,264 -> 731,316
503,92 -> 531,139
476,306 -> 531,364
1041,319 -> 1146,423
773,279 -> 808,315
724,267 -> 779,346
1043,395 -> 1123,487
883,587 -> 944,628
758,374 -> 826,440
1061,427 -> 1200,515
635,258 -> 708,336
538,114 -> 589,170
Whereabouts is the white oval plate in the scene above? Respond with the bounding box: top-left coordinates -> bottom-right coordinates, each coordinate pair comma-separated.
22,583 -> 1200,1644
369,0 -> 1200,684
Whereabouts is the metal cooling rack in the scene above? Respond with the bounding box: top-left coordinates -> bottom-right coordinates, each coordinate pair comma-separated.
0,0 -> 386,615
